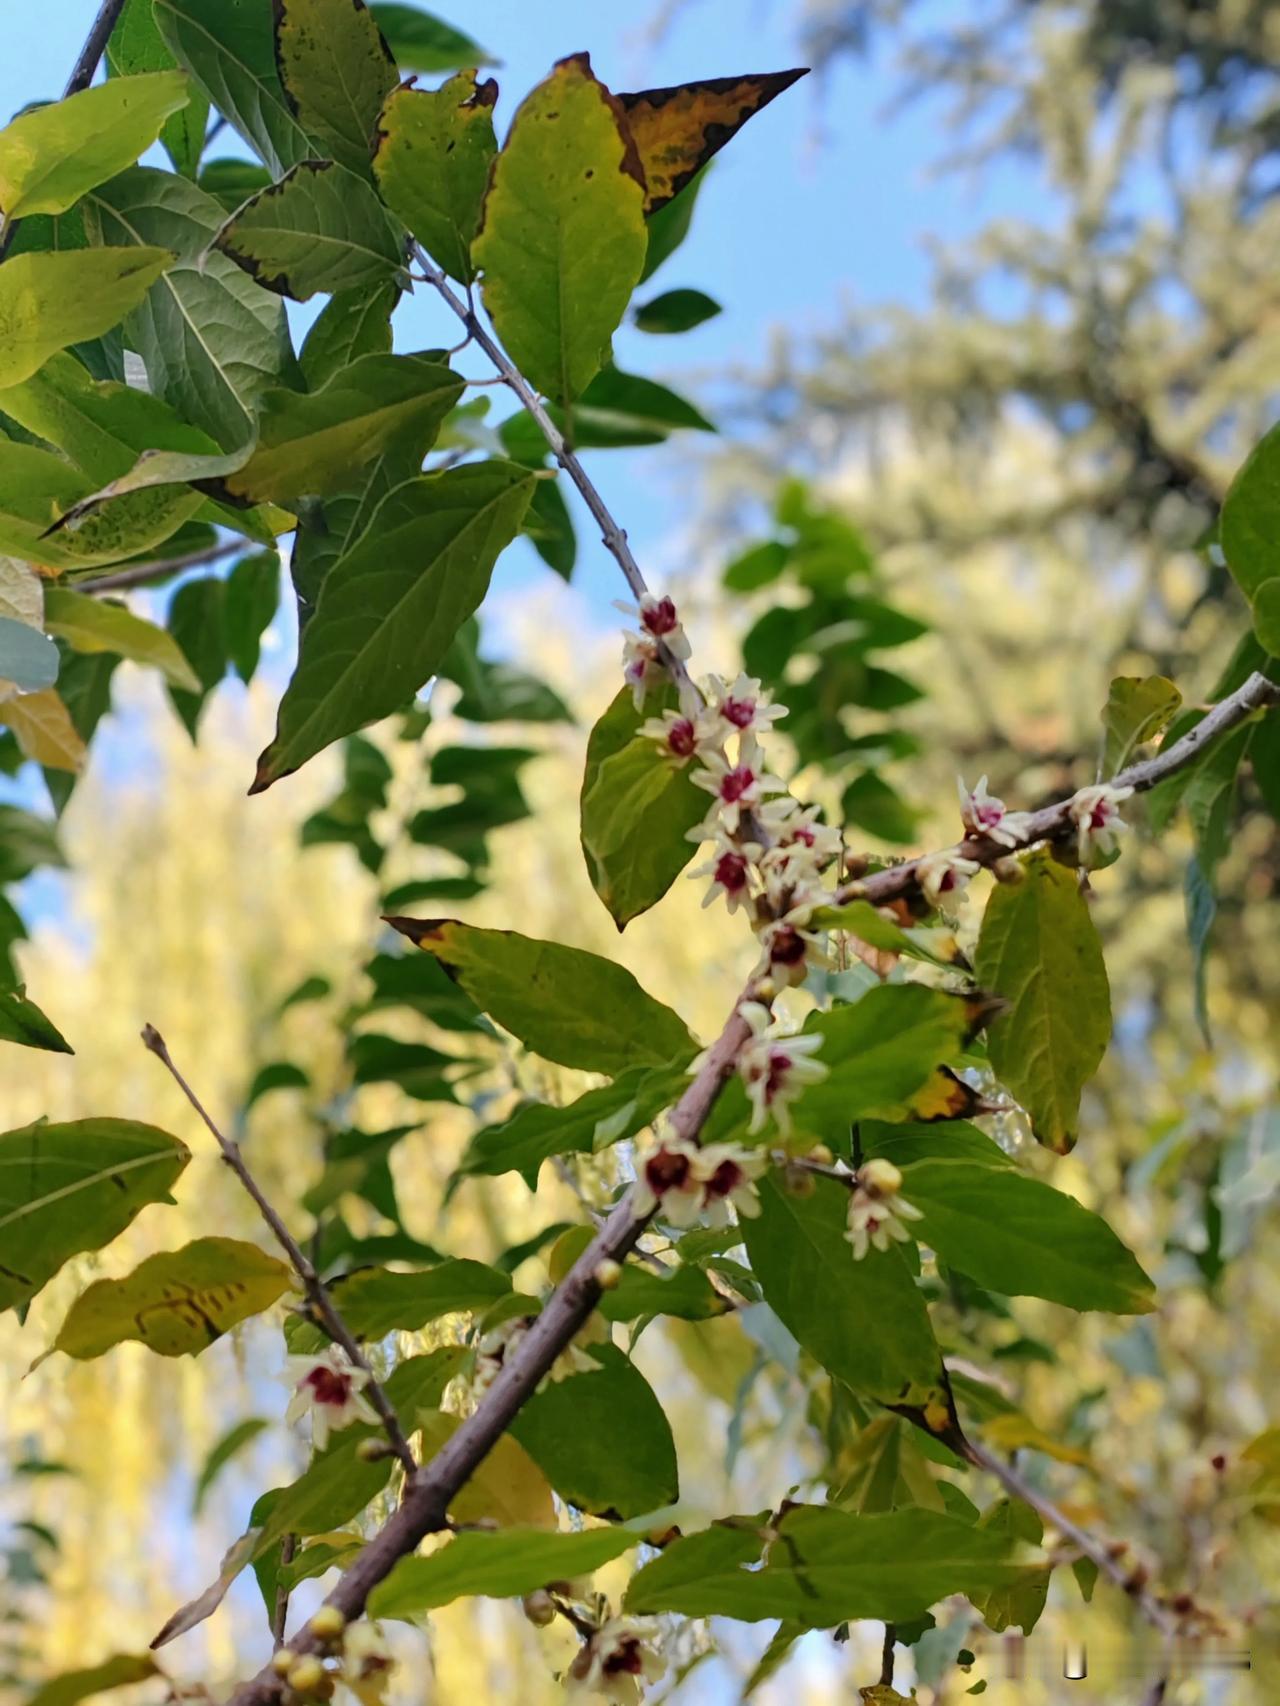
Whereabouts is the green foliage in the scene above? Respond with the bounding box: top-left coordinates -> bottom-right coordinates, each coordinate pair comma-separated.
0,249 -> 173,389
0,1118 -> 189,1313
634,287 -> 722,334
472,55 -> 648,403
23,1655 -> 160,1706
192,1417 -> 269,1515
369,5 -> 494,73
0,986 -> 73,1054
274,0 -> 398,176
975,851 -> 1111,1154
582,727 -> 706,927
43,587 -> 200,692
369,1525 -> 637,1618
374,74 -> 497,284
1101,675 -> 1182,775
1222,422 -> 1280,656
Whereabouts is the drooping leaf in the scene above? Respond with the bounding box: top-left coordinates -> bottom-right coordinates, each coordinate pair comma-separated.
509,1343 -> 678,1519
1221,420 -> 1280,651
150,1530 -> 259,1650
417,1411 -> 557,1528
0,985 -> 74,1054
1101,675 -> 1182,776
299,282 -> 398,389
890,1152 -> 1156,1313
224,552 -> 280,682
0,441 -> 199,574
40,1237 -> 291,1364
384,918 -> 697,1076
85,168 -> 295,451
253,461 -> 536,788
0,73 -> 191,220
154,0 -> 313,177
617,69 -> 808,212
625,1503 -> 1039,1625
215,160 -> 407,302
369,4 -> 495,72
0,690 -> 86,773
43,587 -> 200,693
743,1172 -> 951,1419
166,576 -> 227,737
274,0 -> 399,175
974,850 -> 1111,1154
971,1501 -> 1052,1634
192,1416 -> 270,1515
581,732 -> 706,928
0,248 -> 173,389
107,0 -> 210,177
369,1525 -> 637,1619
634,287 -> 722,334
473,54 -> 648,404
0,1117 -> 190,1314
374,72 -> 498,283
0,802 -> 64,882
24,1655 -> 161,1706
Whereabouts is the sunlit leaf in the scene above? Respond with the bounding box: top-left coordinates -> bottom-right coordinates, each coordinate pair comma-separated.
374,72 -> 498,284
0,690 -> 85,773
275,0 -> 398,175
418,1411 -> 557,1528
0,249 -> 172,390
1101,675 -> 1182,775
24,1654 -> 161,1706
369,1525 -> 636,1619
43,587 -> 200,693
0,984 -> 74,1054
108,0 -> 210,177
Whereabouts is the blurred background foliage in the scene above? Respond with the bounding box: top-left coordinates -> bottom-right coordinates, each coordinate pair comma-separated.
1,1 -> 1278,1703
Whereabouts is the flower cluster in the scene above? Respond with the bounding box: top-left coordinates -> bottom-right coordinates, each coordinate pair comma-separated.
471,1314 -> 596,1399
735,1000 -> 827,1134
633,1132 -> 767,1227
568,1617 -> 665,1705
283,1346 -> 377,1451
843,1157 -> 923,1260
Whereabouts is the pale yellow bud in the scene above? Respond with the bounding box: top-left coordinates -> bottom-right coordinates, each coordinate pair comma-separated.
286,1657 -> 326,1695
270,1651 -> 295,1677
522,1589 -> 556,1627
310,1607 -> 346,1643
594,1259 -> 623,1291
859,1157 -> 903,1197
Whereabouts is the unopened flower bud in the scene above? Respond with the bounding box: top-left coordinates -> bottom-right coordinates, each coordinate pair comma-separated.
355,1437 -> 392,1463
992,856 -> 1025,884
594,1259 -> 623,1291
859,1157 -> 903,1197
286,1657 -> 326,1696
310,1607 -> 346,1643
522,1590 -> 556,1627
270,1651 -> 295,1677
783,1163 -> 815,1197
807,1143 -> 834,1165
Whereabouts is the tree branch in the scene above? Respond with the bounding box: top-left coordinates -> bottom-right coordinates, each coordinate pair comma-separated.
81,538 -> 244,595
140,1025 -> 418,1479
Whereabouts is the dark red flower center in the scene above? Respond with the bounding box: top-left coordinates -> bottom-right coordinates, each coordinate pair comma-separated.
304,1365 -> 353,1407
667,717 -> 697,757
705,1159 -> 744,1200
1088,800 -> 1111,829
790,824 -> 816,847
764,1049 -> 792,1100
973,799 -> 1002,828
642,597 -> 679,637
937,867 -> 958,892
602,1638 -> 645,1677
646,1148 -> 692,1194
719,765 -> 756,803
714,851 -> 749,893
769,925 -> 808,966
721,695 -> 756,728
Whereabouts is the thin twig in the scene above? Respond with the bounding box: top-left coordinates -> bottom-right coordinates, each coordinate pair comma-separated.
140,1025 -> 418,1478
878,1622 -> 896,1687
80,538 -> 245,595
963,1436 -> 1180,1637
271,1535 -> 297,1649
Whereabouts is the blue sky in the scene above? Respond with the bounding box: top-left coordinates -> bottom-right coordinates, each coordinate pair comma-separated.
3,2 -> 1043,610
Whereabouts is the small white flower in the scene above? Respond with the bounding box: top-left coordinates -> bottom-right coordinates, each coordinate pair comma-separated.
472,1316 -> 595,1398
1068,783 -> 1134,864
688,837 -> 760,913
957,774 -> 1034,848
757,910 -> 827,986
632,1135 -> 709,1227
622,635 -> 667,711
914,849 -> 982,912
639,708 -> 703,765
735,1000 -> 828,1135
568,1616 -> 665,1704
696,1141 -> 768,1225
699,672 -> 788,739
768,801 -> 843,862
690,736 -> 787,834
283,1347 -> 378,1452
341,1620 -> 395,1706
614,593 -> 692,660
844,1158 -> 923,1261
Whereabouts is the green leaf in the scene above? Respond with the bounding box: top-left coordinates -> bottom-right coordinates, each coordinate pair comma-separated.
0,617 -> 58,692
253,461 -> 536,788
0,1117 -> 190,1314
40,1236 -> 291,1362
974,850 -> 1110,1155
743,1172 -> 949,1415
192,1416 -> 269,1515
509,1343 -> 678,1519
224,552 -> 280,682
0,986 -> 73,1054
85,168 -> 295,451
166,577 -> 227,737
0,801 -> 65,882
43,587 -> 200,693
626,1504 -> 1041,1625
275,0 -> 398,175
1253,577 -> 1280,655
311,1260 -> 511,1340
155,0 -> 312,177
216,160 -> 407,302
558,368 -> 716,447
599,1261 -> 727,1324
473,54 -> 648,404
581,734 -> 705,927
523,471 -> 576,579
374,73 -> 497,284
811,899 -> 958,972
634,287 -> 722,334
1101,675 -> 1182,776
370,4 -> 495,72
24,1655 -> 160,1706
417,1411 -> 557,1528
299,282 -> 398,390
971,1501 -> 1051,1634
0,441 -> 198,574
384,918 -> 697,1076
0,73 -> 191,220
198,156 -> 273,209
0,248 -> 173,389
894,1154 -> 1155,1312
370,1524 -> 635,1619
458,1062 -> 684,1190
1221,422 -> 1280,611
788,986 -> 981,1140
108,0 -> 210,177
842,770 -> 920,843
638,161 -> 709,283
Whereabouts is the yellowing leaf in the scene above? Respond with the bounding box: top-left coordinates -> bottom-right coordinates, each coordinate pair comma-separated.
0,249 -> 174,390
0,689 -> 85,773
981,1411 -> 1093,1468
43,587 -> 201,693
374,72 -> 498,284
24,1654 -> 161,1706
0,72 -> 191,219
418,1410 -> 556,1528
473,54 -> 647,403
618,68 -> 808,213
274,0 -> 399,175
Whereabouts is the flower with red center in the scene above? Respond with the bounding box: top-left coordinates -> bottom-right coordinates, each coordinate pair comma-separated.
283,1347 -> 378,1451
341,1620 -> 395,1706
687,835 -> 762,914
568,1617 -> 665,1704
734,1000 -> 829,1134
758,911 -> 828,986
914,848 -> 982,912
957,773 -> 1033,849
691,736 -> 785,833
1067,782 -> 1134,864
622,635 -> 667,712
700,672 -> 788,739
698,1141 -> 768,1225
845,1157 -> 923,1260
639,708 -> 704,765
632,1136 -> 706,1226
615,593 -> 692,660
